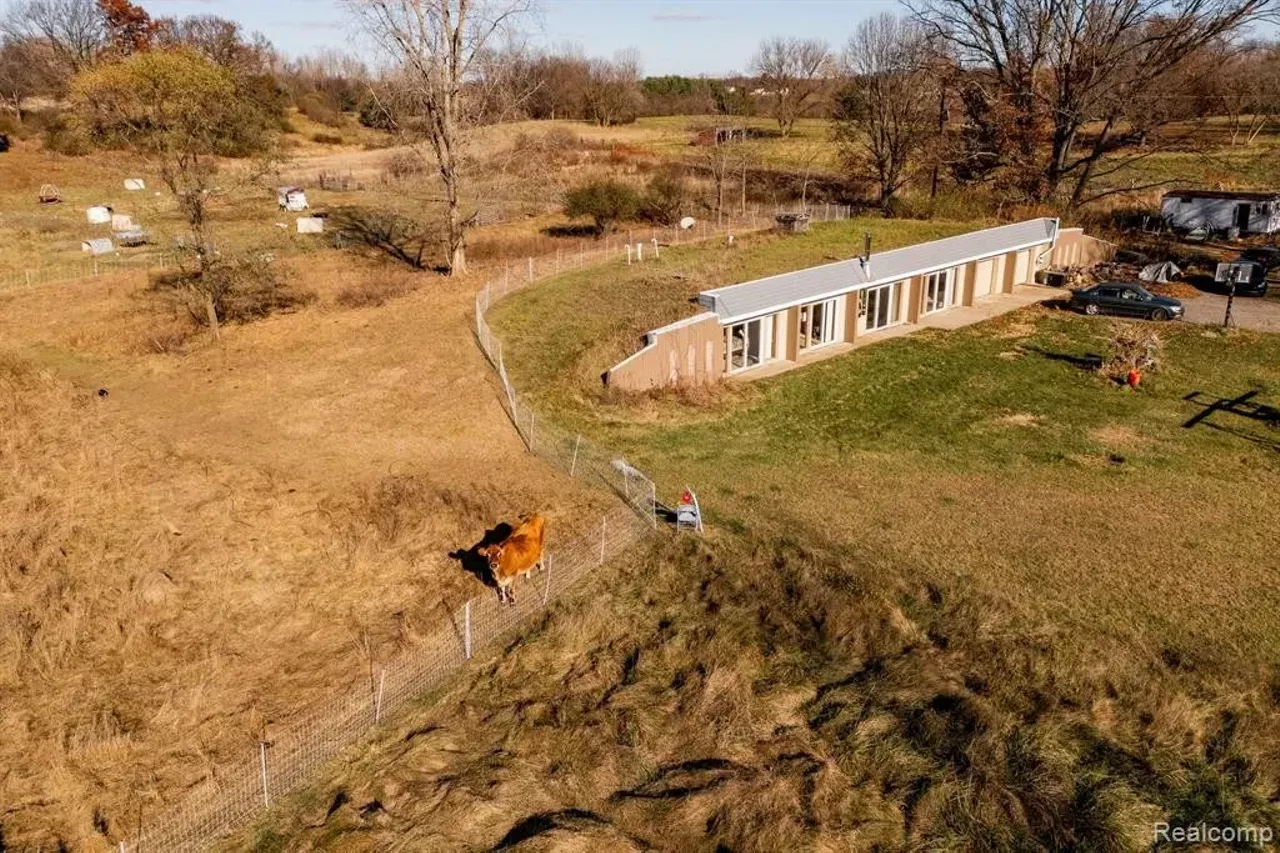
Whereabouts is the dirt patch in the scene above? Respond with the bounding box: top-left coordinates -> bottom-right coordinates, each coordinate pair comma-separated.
994,412 -> 1041,427
1090,424 -> 1149,448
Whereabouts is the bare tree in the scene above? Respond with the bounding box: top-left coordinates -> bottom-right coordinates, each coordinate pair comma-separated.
1214,40 -> 1280,144
909,0 -> 1275,207
833,13 -> 939,211
0,37 -> 55,119
345,0 -> 535,276
583,48 -> 642,126
0,0 -> 103,80
749,36 -> 831,136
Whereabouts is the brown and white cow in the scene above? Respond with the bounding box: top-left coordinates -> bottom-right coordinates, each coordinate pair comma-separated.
479,513 -> 546,604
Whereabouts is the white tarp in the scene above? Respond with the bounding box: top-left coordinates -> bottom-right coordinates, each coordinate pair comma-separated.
679,216 -> 697,230
124,178 -> 145,191
1138,261 -> 1181,284
296,216 -> 324,234
111,213 -> 134,231
86,205 -> 111,224
81,238 -> 114,255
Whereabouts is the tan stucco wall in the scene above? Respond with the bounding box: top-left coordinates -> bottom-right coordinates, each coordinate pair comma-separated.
961,261 -> 977,306
843,292 -> 860,342
906,275 -> 923,323
1050,228 -> 1115,267
783,306 -> 800,361
606,313 -> 725,391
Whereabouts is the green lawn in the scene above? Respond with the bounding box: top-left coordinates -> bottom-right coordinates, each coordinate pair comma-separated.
490,224 -> 1280,681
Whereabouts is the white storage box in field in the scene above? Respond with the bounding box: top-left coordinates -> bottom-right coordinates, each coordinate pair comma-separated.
86,205 -> 112,224
277,186 -> 308,211
124,178 -> 146,191
81,237 -> 114,256
296,216 -> 324,234
111,213 -> 134,230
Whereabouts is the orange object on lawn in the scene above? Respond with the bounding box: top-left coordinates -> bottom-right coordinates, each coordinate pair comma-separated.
1127,369 -> 1141,388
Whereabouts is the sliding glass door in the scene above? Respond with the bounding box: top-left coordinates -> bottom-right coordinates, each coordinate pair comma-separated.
922,269 -> 955,314
798,298 -> 839,350
860,282 -> 902,332
727,316 -> 773,372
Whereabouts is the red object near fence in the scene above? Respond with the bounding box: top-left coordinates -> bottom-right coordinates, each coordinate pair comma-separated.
1127,369 -> 1141,388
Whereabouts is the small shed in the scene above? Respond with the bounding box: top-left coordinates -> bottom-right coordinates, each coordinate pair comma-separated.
124,178 -> 146,191
277,186 -> 308,211
39,184 -> 61,204
86,205 -> 113,224
115,228 -> 149,247
81,237 -> 114,256
1161,190 -> 1280,235
296,216 -> 324,234
774,212 -> 812,234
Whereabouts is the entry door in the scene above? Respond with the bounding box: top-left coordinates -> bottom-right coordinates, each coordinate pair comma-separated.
1235,203 -> 1251,231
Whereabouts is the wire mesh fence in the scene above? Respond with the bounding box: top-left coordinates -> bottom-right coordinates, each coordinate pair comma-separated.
0,251 -> 182,292
131,502 -> 648,853
122,204 -> 835,851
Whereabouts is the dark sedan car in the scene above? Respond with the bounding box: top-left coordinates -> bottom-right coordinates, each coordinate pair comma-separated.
1069,282 -> 1184,321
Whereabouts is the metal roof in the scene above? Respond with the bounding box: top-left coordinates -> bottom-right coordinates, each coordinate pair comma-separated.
1162,189 -> 1280,202
698,218 -> 1060,324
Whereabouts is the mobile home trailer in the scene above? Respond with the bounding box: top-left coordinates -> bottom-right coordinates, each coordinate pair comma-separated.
1161,190 -> 1280,235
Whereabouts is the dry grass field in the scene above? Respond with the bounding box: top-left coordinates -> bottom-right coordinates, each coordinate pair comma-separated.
0,188 -> 621,847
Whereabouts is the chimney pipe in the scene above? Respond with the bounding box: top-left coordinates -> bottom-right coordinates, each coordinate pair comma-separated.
863,231 -> 872,262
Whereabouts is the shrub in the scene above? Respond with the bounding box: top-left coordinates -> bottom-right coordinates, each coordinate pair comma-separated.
311,132 -> 344,145
358,95 -> 396,131
640,169 -> 688,226
297,91 -> 345,128
151,255 -> 316,326
564,179 -> 642,236
41,114 -> 91,156
384,149 -> 425,180
0,132 -> 9,153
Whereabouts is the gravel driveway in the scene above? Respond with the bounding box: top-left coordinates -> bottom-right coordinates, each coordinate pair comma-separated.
1180,292 -> 1280,332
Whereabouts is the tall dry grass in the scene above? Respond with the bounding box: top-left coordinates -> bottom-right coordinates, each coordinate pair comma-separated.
246,533 -> 1280,850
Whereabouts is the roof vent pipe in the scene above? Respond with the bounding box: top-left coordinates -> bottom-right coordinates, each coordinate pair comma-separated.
860,231 -> 872,278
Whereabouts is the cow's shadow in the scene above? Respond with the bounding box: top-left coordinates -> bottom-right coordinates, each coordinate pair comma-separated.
448,522 -> 514,589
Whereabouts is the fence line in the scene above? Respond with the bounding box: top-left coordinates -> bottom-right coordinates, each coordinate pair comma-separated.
121,203 -> 839,851
0,251 -> 183,292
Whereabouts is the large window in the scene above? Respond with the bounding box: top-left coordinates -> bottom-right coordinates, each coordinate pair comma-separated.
798,298 -> 839,350
922,269 -> 955,314
860,282 -> 901,332
727,317 -> 773,372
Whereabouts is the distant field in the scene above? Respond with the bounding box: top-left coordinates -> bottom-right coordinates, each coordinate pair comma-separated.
490,222 -> 1280,678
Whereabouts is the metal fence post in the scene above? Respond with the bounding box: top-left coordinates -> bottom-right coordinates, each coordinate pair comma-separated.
374,668 -> 386,723
259,742 -> 270,808
464,599 -> 472,660
570,434 -> 581,476
599,516 -> 606,565
651,481 -> 658,529
527,257 -> 533,281
542,554 -> 552,606
528,409 -> 535,451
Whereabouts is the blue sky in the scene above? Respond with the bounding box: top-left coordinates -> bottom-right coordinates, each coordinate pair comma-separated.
140,0 -> 899,75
